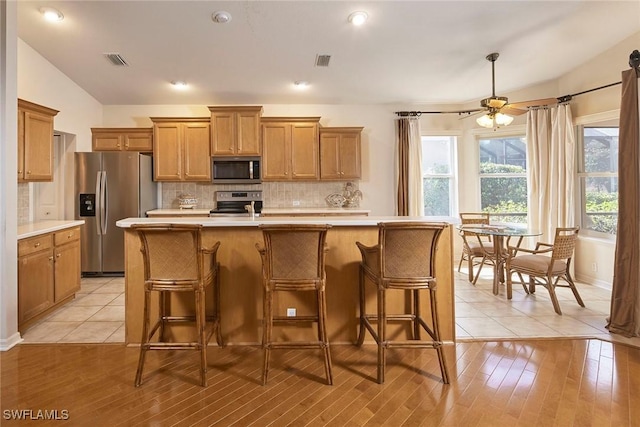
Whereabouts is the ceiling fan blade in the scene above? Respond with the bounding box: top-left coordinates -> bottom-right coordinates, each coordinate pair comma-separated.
500,106 -> 527,116
508,98 -> 558,109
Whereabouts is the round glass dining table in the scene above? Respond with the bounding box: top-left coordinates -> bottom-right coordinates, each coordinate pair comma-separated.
457,224 -> 542,296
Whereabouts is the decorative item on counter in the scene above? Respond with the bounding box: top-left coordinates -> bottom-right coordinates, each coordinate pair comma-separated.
178,194 -> 198,209
325,193 -> 346,208
342,182 -> 363,208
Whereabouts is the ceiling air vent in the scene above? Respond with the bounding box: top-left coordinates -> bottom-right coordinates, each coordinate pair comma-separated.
315,54 -> 331,67
103,53 -> 129,67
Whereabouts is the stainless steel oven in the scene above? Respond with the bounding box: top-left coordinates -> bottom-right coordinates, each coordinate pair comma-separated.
209,191 -> 263,217
212,156 -> 261,184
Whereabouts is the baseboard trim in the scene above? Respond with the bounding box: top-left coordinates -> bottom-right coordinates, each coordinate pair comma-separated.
0,332 -> 23,351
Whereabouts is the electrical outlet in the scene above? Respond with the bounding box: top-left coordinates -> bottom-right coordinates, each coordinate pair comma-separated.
286,307 -> 297,317
292,200 -> 300,206
591,262 -> 598,272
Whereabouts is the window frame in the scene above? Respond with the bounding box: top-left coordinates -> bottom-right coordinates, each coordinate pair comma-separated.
576,121 -> 619,240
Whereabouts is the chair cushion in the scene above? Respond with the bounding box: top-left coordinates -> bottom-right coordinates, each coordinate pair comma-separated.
510,254 -> 567,275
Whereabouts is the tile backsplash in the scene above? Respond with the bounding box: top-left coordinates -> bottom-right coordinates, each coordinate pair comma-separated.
161,181 -> 360,209
18,183 -> 30,225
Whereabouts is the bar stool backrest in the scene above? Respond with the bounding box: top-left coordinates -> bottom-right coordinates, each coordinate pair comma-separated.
378,222 -> 446,282
133,224 -> 203,285
259,224 -> 331,285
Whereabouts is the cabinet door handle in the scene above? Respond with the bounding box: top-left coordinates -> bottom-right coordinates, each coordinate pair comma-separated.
116,143 -> 121,148
67,234 -> 73,239
56,253 -> 61,258
34,242 -> 40,248
27,171 -> 31,175
48,256 -> 54,261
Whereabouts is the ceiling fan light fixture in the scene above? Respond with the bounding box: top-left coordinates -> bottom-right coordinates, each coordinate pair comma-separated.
494,113 -> 514,126
476,114 -> 495,128
476,112 -> 514,128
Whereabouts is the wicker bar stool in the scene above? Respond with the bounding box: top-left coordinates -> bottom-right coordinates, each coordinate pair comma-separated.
132,224 -> 222,387
356,222 -> 449,384
256,224 -> 333,385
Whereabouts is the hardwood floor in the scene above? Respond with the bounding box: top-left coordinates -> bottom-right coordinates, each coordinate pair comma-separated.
2,340 -> 639,426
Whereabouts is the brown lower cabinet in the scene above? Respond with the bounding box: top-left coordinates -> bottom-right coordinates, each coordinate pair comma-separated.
18,226 -> 81,332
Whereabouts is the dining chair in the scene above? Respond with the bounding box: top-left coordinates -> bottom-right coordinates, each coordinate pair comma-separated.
458,212 -> 494,284
132,224 -> 223,387
505,226 -> 583,314
356,222 -> 449,384
256,224 -> 333,385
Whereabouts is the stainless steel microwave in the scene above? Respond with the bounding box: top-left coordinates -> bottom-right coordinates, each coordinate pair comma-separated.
212,156 -> 261,184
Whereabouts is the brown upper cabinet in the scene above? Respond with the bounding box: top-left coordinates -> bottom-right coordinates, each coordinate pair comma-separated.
319,127 -> 363,180
261,117 -> 320,181
151,117 -> 211,181
91,128 -> 153,152
17,99 -> 59,182
209,106 -> 263,156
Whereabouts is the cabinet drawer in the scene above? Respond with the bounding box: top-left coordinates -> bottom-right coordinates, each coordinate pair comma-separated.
54,227 -> 81,246
18,234 -> 53,257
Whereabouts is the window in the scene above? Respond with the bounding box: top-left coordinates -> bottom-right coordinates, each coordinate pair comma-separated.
421,136 -> 456,216
577,126 -> 618,235
478,135 -> 528,223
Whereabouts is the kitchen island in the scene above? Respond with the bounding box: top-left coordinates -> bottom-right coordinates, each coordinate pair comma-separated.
117,216 -> 456,345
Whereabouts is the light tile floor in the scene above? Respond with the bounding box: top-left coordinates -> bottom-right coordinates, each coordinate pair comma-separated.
21,276 -> 125,344
21,270 -> 640,348
455,268 -> 640,348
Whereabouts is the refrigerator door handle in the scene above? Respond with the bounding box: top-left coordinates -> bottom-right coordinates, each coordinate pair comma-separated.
101,171 -> 108,234
95,171 -> 103,236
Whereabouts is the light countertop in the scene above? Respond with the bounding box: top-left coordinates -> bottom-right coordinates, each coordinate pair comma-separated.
117,216 -> 456,228
18,220 -> 85,240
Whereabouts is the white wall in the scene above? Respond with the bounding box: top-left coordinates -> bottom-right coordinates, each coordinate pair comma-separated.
0,0 -> 21,350
17,39 -> 103,152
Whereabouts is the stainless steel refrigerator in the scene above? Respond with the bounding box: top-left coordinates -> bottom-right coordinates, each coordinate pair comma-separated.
75,152 -> 157,275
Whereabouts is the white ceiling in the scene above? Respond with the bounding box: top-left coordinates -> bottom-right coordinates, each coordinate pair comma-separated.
16,0 -> 640,106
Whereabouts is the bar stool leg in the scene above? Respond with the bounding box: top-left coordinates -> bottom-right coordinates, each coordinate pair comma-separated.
214,269 -> 224,347
262,288 -> 273,386
429,287 -> 449,384
356,267 -> 366,346
195,288 -> 207,387
317,288 -> 333,385
135,287 -> 152,387
377,288 -> 386,384
412,289 -> 421,340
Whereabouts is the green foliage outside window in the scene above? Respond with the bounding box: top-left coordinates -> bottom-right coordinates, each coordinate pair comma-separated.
480,163 -> 527,223
423,177 -> 450,216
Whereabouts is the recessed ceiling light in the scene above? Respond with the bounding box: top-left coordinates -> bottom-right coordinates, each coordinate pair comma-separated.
294,81 -> 310,89
348,11 -> 368,26
212,11 -> 232,24
171,81 -> 188,90
40,7 -> 64,22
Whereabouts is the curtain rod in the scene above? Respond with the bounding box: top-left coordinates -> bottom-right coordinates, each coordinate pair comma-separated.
396,49 -> 640,117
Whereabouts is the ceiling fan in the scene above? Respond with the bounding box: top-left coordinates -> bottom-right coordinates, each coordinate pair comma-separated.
464,52 -> 558,128
396,52 -> 558,128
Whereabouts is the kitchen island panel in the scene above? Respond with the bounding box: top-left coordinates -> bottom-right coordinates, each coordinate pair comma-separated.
123,221 -> 455,345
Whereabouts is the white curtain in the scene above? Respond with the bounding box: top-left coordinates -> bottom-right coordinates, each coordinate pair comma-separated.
526,104 -> 575,244
407,118 -> 424,216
